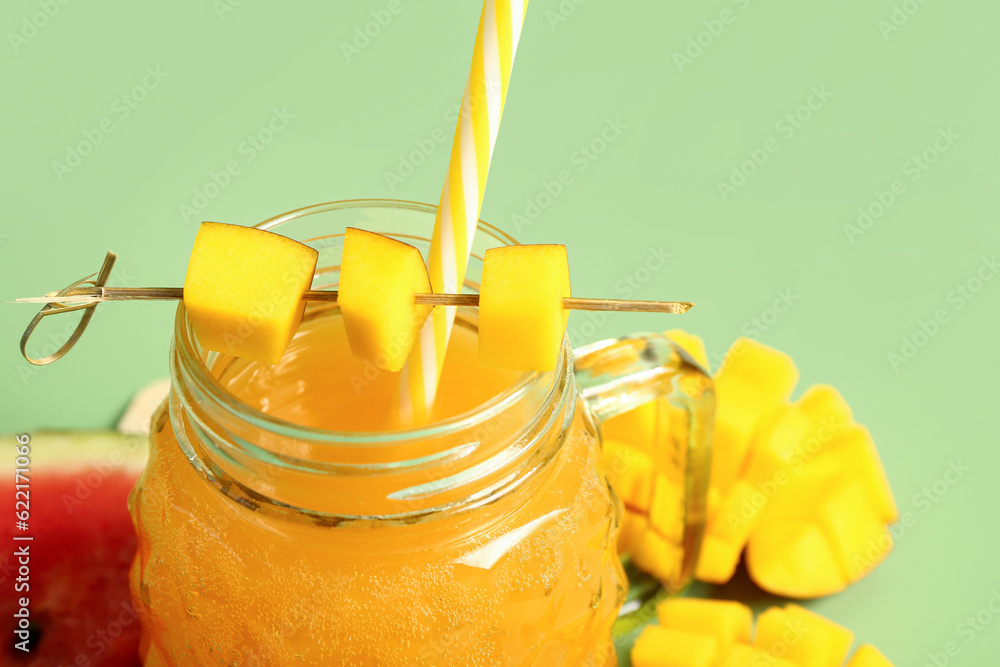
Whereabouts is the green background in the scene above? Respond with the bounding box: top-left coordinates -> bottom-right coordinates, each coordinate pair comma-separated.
2,0 -> 998,664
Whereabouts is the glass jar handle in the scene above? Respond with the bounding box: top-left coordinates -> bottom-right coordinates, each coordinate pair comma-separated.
574,333 -> 714,599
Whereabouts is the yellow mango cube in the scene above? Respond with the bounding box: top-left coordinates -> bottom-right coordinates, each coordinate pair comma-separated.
694,481 -> 765,584
649,476 -> 685,544
603,400 -> 661,453
724,645 -> 798,667
603,330 -> 707,452
478,244 -> 571,372
695,535 -> 744,585
616,510 -> 648,556
847,645 -> 895,667
664,328 -> 711,369
826,426 -> 898,523
603,438 -> 655,512
707,481 -> 766,544
742,385 -> 852,487
746,522 -> 849,599
632,528 -> 684,587
338,228 -> 433,372
706,485 -> 722,522
753,605 -> 853,667
712,339 -> 799,494
632,626 -> 718,667
656,598 -> 753,659
183,222 -> 318,364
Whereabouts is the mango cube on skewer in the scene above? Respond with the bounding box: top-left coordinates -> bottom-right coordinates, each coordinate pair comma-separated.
183,222 -> 318,364
338,228 -> 434,372
478,244 -> 571,372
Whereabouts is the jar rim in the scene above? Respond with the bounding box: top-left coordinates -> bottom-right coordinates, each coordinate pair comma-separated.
172,198 -> 572,447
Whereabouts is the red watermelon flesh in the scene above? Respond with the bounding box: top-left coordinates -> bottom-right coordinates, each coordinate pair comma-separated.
0,432 -> 146,667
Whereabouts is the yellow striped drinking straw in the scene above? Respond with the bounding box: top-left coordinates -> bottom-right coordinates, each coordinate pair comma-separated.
398,0 -> 530,422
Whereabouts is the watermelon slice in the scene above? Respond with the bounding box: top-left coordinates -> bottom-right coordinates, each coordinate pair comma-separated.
0,431 -> 146,666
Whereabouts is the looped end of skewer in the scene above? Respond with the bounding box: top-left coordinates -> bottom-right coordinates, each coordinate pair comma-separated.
19,251 -> 117,366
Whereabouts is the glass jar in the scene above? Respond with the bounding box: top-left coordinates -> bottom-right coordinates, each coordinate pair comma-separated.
128,200 -> 713,666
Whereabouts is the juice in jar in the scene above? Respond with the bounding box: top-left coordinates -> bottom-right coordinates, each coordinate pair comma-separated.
129,308 -> 627,666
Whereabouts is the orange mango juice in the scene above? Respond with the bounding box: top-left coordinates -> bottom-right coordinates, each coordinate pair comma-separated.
129,310 -> 626,666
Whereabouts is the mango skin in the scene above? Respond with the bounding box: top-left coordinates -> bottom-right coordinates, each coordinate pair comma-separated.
183,222 -> 318,365
478,244 -> 570,372
338,228 -> 433,372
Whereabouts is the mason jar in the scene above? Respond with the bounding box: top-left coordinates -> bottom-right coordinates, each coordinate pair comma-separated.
128,199 -> 713,666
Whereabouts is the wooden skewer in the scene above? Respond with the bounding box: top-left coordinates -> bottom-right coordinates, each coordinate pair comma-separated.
11,252 -> 694,366
15,286 -> 694,315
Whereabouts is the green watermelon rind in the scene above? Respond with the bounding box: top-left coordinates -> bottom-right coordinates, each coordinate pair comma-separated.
0,430 -> 148,472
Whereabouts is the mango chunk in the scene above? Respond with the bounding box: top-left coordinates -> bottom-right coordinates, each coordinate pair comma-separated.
745,446 -> 893,597
695,535 -> 744,584
826,426 -> 898,523
742,385 -> 852,487
478,244 -> 570,372
815,479 -> 893,582
338,228 -> 434,372
712,339 -> 799,494
603,438 -> 655,512
632,529 -> 684,586
603,400 -> 660,453
847,645 -> 894,667
746,522 -> 849,599
695,482 -> 764,583
650,476 -> 685,544
603,330 -> 708,452
632,626 -> 718,667
183,222 -> 318,364
616,510 -> 648,556
724,645 -> 798,667
656,598 -> 753,659
707,481 -> 765,545
753,605 -> 853,667
665,329 -> 710,369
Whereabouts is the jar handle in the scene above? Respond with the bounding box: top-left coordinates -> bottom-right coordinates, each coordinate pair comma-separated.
574,332 -> 714,595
